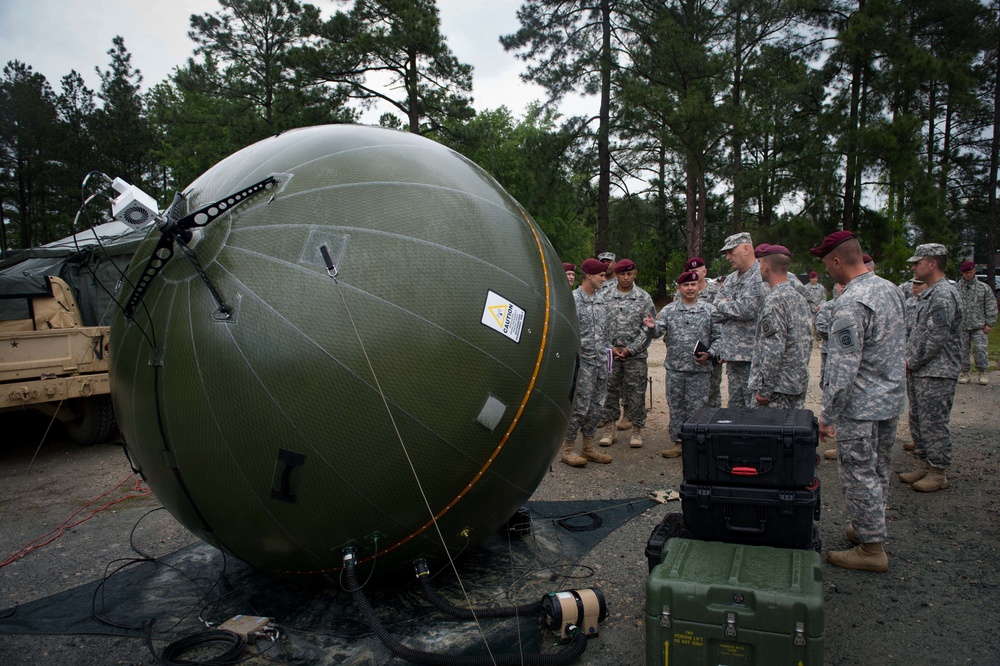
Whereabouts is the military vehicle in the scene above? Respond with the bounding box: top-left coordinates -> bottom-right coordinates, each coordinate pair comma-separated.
0,222 -> 146,444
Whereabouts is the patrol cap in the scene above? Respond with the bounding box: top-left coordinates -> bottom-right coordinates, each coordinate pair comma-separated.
753,243 -> 770,258
760,244 -> 792,258
907,243 -> 947,263
581,258 -> 606,275
960,261 -> 975,272
562,262 -> 576,272
809,230 -> 856,258
808,271 -> 818,278
597,251 -> 616,263
684,257 -> 705,270
615,258 -> 636,272
720,232 -> 753,253
676,270 -> 699,285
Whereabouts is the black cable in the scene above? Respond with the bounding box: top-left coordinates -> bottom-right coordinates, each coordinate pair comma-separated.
414,559 -> 544,620
344,553 -> 588,666
556,512 -> 603,532
154,624 -> 246,666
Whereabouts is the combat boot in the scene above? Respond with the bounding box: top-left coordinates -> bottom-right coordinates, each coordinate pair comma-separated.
582,436 -> 612,463
629,426 -> 643,448
898,460 -> 929,484
560,439 -> 587,468
846,524 -> 860,545
902,440 -> 915,452
617,411 -> 632,430
822,448 -> 838,460
826,542 -> 888,573
958,371 -> 970,384
598,422 -> 616,447
978,371 -> 989,386
661,442 -> 682,458
912,466 -> 949,492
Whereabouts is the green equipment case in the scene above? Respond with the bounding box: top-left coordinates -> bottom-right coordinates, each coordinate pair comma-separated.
645,538 -> 824,666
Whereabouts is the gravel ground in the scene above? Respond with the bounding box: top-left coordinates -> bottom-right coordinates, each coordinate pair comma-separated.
1,343 -> 998,665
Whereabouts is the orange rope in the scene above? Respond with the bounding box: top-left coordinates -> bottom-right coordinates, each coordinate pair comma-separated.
1,473 -> 151,568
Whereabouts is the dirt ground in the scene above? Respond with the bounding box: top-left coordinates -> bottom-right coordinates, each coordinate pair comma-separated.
1,342 -> 998,665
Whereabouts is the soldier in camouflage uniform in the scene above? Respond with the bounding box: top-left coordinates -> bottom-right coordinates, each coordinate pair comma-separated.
713,233 -> 767,409
956,261 -> 997,385
563,262 -> 576,288
681,257 -> 723,407
748,245 -> 813,409
816,282 -> 844,461
598,252 -> 618,291
898,244 -> 963,493
645,270 -> 718,458
598,259 -> 656,448
811,231 -> 906,573
804,272 -> 827,312
804,271 -> 827,338
561,259 -> 614,468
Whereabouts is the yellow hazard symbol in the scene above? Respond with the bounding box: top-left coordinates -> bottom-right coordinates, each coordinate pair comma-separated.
488,304 -> 507,327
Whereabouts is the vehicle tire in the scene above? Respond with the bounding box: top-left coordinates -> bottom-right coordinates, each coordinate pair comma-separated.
64,395 -> 117,445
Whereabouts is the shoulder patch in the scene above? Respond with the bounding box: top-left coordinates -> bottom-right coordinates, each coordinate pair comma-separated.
760,314 -> 776,337
830,316 -> 859,352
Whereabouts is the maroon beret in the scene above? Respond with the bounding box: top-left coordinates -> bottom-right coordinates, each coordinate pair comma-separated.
753,243 -> 770,258
809,231 -> 856,258
676,270 -> 699,285
808,271 -> 818,279
562,262 -> 576,272
684,257 -> 705,271
615,258 -> 636,272
960,261 -> 975,272
760,244 -> 791,257
862,254 -> 873,264
581,258 -> 606,275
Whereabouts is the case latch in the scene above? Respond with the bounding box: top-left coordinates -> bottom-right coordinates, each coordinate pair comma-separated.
660,605 -> 671,628
794,621 -> 806,646
725,612 -> 737,637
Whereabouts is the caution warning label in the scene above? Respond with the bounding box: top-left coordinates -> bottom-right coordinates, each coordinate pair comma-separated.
481,290 -> 525,343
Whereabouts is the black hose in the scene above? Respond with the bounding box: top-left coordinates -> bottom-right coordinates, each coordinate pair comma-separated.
344,554 -> 587,666
414,559 -> 544,620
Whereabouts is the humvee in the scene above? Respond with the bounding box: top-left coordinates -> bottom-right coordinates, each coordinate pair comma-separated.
0,222 -> 145,444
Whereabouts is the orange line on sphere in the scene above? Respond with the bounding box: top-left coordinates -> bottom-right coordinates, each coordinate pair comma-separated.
364,206 -> 553,565
285,206 -> 555,575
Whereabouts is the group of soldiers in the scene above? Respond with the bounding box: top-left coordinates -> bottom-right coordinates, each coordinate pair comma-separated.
560,229 -> 997,574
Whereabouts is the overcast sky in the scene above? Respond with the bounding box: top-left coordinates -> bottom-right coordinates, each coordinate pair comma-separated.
0,0 -> 593,122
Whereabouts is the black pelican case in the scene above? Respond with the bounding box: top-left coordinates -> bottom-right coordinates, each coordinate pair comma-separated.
681,407 -> 818,488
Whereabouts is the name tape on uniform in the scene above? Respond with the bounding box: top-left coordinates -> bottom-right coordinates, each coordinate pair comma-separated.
481,290 -> 525,343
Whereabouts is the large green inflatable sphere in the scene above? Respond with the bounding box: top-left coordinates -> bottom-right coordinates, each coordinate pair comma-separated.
109,125 -> 579,576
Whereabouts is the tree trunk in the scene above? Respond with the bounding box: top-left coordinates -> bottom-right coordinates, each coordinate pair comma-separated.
987,11 -> 1000,287
732,4 -> 744,232
686,159 -> 698,259
657,141 -> 668,300
926,81 -> 936,180
842,0 -> 866,231
596,0 -> 612,252
407,47 -> 420,133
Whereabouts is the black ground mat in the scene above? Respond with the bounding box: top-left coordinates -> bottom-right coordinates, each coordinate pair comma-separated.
0,497 -> 655,664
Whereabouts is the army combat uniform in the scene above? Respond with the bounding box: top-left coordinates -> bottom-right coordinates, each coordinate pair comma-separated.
748,281 -> 813,409
822,271 -> 906,544
712,261 -> 766,409
956,276 -> 997,375
565,287 -> 610,442
601,285 -> 656,430
648,299 -> 719,445
787,272 -> 809,298
907,279 -> 962,471
804,282 -> 827,313
815,295 -> 837,386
